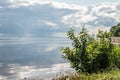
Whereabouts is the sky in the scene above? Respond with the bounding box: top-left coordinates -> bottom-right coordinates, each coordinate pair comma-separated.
54,0 -> 120,6
0,0 -> 119,41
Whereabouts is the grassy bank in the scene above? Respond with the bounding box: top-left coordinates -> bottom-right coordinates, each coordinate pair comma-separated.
23,70 -> 120,80
55,70 -> 120,80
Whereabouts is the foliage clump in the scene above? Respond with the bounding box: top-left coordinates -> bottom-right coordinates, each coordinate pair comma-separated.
110,23 -> 120,37
61,27 -> 120,74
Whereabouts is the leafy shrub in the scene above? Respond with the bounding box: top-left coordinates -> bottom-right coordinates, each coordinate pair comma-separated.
110,45 -> 120,69
61,27 -> 120,74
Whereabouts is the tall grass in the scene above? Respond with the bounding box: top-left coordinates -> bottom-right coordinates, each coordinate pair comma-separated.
22,70 -> 120,80
55,70 -> 120,80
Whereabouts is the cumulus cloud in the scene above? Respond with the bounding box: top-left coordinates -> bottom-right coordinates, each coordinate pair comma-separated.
62,2 -> 120,29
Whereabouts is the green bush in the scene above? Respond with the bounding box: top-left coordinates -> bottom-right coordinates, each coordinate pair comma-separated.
110,23 -> 120,37
110,45 -> 120,69
61,27 -> 120,74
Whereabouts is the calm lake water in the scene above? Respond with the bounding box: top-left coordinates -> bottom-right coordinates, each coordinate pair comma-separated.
0,37 -> 73,80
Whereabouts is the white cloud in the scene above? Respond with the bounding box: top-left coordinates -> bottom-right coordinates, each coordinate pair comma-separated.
42,21 -> 58,28
91,3 -> 120,20
52,1 -> 87,10
62,2 -> 120,28
62,14 -> 97,27
45,45 -> 57,52
45,21 -> 57,27
7,0 -> 50,8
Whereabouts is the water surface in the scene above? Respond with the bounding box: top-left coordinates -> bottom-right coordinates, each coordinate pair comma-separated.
0,37 -> 72,80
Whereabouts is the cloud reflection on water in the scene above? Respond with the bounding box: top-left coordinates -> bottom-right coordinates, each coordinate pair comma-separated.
0,36 -> 72,79
0,63 -> 73,80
